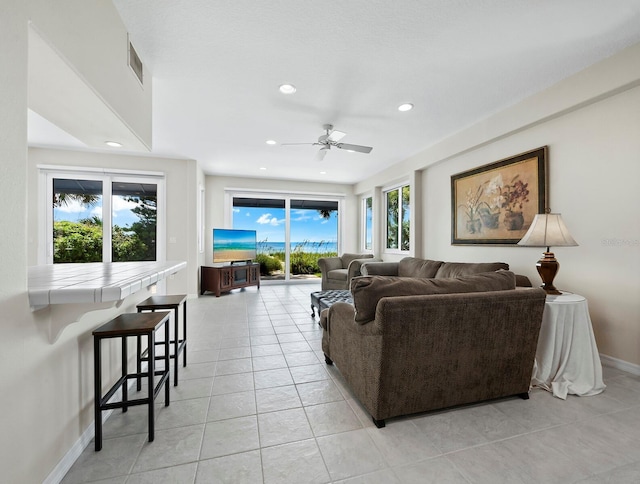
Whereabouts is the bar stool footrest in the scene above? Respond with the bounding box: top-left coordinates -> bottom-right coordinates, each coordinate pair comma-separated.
139,339 -> 186,360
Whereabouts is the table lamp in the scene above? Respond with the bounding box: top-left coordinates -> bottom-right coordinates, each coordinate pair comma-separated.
517,212 -> 578,295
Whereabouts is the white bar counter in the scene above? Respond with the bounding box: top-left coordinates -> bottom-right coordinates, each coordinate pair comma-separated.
28,261 -> 187,308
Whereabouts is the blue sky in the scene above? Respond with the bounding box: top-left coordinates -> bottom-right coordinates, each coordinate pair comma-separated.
55,199 -> 338,242
232,206 -> 337,243
53,196 -> 140,227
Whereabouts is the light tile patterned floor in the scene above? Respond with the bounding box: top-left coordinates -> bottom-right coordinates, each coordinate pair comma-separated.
62,283 -> 640,483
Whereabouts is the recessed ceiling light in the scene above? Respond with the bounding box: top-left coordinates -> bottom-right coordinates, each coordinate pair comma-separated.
105,141 -> 122,147
265,140 -> 277,145
259,167 -> 267,170
319,171 -> 327,175
279,84 -> 297,94
398,103 -> 414,112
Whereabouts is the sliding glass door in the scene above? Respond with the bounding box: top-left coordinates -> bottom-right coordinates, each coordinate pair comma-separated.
289,199 -> 338,278
232,195 -> 340,281
232,197 -> 286,279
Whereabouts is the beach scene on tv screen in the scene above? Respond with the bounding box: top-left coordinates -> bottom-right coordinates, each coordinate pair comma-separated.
213,229 -> 256,262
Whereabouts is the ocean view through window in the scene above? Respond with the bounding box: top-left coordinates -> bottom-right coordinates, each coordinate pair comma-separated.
232,196 -> 339,280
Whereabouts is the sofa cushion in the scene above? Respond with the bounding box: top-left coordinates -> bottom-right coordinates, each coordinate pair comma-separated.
434,261 -> 509,279
397,257 -> 444,278
327,268 -> 348,281
351,270 -> 517,323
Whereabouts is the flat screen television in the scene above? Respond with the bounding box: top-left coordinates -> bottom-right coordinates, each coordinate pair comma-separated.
212,228 -> 257,264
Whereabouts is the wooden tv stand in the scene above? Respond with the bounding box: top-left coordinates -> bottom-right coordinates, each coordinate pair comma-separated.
200,264 -> 260,297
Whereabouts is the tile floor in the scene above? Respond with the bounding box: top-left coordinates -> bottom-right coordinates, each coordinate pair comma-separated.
62,283 -> 640,484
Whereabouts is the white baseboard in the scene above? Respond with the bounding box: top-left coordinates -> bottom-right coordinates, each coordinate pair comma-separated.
44,365 -> 149,484
600,353 -> 640,376
43,406 -> 116,484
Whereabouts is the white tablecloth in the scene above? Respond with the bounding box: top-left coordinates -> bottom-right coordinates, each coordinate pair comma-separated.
531,292 -> 606,399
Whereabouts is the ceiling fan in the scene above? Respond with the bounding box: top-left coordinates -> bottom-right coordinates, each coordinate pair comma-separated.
282,124 -> 373,161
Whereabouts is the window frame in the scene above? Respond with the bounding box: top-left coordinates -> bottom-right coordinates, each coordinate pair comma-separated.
382,181 -> 411,254
40,165 -> 166,264
362,194 -> 374,252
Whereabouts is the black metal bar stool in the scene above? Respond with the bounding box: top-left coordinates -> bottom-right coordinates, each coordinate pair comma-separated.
93,312 -> 171,451
136,295 -> 187,387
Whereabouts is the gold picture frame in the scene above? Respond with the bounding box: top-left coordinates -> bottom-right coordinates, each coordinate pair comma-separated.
451,147 -> 547,245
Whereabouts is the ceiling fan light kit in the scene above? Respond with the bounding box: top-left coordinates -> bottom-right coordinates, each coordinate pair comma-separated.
282,124 -> 373,159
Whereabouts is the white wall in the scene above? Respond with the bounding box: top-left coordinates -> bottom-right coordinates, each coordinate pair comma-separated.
205,175 -> 358,265
0,2 -> 33,482
195,165 -> 207,272
28,0 -> 152,148
0,3 -> 192,480
423,86 -> 640,366
356,43 -> 640,367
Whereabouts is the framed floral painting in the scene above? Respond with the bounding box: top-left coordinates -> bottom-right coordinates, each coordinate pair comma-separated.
451,147 -> 547,244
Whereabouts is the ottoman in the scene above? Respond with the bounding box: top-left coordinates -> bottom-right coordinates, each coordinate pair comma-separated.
310,290 -> 353,317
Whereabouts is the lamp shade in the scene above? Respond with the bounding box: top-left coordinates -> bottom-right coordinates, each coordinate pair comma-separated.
517,213 -> 578,248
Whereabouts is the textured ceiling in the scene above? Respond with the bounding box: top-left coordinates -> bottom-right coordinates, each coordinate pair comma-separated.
32,1 -> 640,184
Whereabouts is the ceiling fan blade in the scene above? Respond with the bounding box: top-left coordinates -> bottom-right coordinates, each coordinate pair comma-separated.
327,129 -> 346,142
336,143 -> 373,154
315,147 -> 329,161
281,142 -> 316,146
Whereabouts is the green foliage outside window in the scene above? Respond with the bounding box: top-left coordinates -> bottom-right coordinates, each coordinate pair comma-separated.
386,185 -> 410,251
53,194 -> 157,263
53,220 -> 103,263
386,190 -> 399,249
401,185 -> 411,251
112,195 -> 156,261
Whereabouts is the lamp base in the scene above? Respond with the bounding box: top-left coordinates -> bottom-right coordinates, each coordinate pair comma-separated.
536,252 -> 562,295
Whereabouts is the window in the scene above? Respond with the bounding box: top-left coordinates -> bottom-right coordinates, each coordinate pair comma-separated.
44,168 -> 164,264
53,178 -> 104,262
363,196 -> 373,251
111,181 -> 157,262
384,184 -> 410,251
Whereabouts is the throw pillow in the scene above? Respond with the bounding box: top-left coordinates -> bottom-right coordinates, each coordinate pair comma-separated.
397,257 -> 444,278
351,270 -> 516,323
434,261 -> 509,279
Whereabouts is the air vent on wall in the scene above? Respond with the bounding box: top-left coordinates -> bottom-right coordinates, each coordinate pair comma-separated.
128,36 -> 143,85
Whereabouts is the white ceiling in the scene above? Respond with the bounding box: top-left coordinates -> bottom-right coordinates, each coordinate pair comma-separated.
29,1 -> 640,184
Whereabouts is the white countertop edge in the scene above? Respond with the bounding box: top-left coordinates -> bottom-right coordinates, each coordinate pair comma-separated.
28,261 -> 187,307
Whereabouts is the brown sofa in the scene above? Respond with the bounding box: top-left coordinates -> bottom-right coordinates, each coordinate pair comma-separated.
321,270 -> 546,427
317,253 -> 378,290
361,256 -> 532,287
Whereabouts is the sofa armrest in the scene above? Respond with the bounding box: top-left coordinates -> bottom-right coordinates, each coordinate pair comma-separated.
360,262 -> 399,276
318,257 -> 344,277
515,274 -> 533,287
347,258 -> 382,281
323,302 -> 383,357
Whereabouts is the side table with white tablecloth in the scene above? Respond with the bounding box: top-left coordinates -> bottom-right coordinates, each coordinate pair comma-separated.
531,292 -> 606,399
